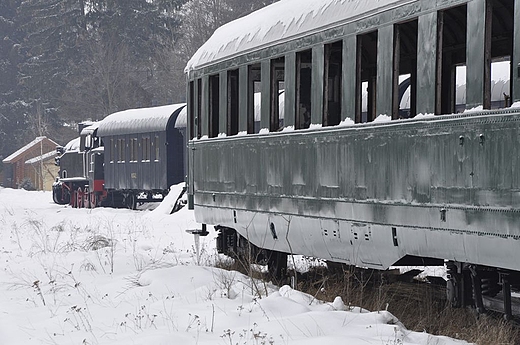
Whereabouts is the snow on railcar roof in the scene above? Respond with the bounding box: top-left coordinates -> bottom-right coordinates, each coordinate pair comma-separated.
186,0 -> 406,72
96,103 -> 187,136
174,105 -> 188,129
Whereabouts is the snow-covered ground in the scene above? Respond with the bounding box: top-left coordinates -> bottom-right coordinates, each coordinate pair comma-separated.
0,186 -> 470,345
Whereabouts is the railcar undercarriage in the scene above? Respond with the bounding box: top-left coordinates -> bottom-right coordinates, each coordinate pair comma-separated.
216,226 -> 288,279
447,261 -> 520,319
216,225 -> 520,319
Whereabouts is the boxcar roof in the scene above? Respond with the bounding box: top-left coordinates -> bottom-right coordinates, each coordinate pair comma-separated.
185,0 -> 408,72
97,103 -> 186,137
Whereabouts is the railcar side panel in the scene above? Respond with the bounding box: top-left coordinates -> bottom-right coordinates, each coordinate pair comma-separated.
190,112 -> 520,271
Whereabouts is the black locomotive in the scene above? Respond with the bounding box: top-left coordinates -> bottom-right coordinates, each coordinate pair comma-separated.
53,103 -> 187,209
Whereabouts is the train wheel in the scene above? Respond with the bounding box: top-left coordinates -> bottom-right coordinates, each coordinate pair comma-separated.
446,261 -> 472,308
126,193 -> 137,210
83,187 -> 90,208
90,192 -> 97,208
71,190 -> 77,208
52,185 -> 60,204
76,187 -> 84,208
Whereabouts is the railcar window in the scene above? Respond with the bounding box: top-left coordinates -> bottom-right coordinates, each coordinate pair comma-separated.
356,31 -> 377,122
117,138 -> 125,163
394,20 -> 418,119
110,139 -> 114,163
296,49 -> 312,129
488,0 -> 514,109
154,136 -> 159,161
227,69 -> 239,136
323,41 -> 342,126
208,74 -> 220,138
248,64 -> 261,134
196,79 -> 202,139
130,138 -> 138,162
437,5 -> 467,114
491,60 -> 512,108
142,137 -> 150,161
270,57 -> 285,131
356,31 -> 378,123
455,65 -> 466,111
189,81 -> 195,140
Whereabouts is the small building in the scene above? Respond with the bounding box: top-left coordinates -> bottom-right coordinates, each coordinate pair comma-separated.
25,151 -> 60,191
2,136 -> 59,190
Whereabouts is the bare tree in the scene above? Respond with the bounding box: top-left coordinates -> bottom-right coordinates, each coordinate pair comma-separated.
167,0 -> 279,98
61,33 -> 154,122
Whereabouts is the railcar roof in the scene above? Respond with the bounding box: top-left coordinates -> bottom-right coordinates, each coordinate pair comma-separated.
96,103 -> 186,137
185,0 -> 407,72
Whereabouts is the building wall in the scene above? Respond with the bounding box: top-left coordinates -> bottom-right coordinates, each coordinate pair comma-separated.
3,138 -> 58,189
25,159 -> 59,191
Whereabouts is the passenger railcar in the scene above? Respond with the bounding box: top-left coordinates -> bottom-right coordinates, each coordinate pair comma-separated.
53,104 -> 187,209
185,0 -> 520,318
97,104 -> 187,208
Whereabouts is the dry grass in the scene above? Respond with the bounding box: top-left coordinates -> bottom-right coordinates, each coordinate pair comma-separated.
217,256 -> 520,344
296,266 -> 520,345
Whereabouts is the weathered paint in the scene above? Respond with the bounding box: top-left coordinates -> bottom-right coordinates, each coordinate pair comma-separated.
377,25 -> 395,117
239,66 -> 249,133
466,0 -> 487,109
190,109 -> 520,270
342,35 -> 357,122
416,11 -> 438,115
284,52 -> 296,128
219,71 -> 227,135
311,45 -> 325,125
185,0 -> 520,272
514,0 -> 520,103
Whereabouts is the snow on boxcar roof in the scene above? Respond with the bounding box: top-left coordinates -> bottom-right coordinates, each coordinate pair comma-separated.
185,0 -> 405,72
96,104 -> 186,137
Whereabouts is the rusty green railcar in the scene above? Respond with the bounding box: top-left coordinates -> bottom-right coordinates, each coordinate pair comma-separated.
185,0 -> 520,318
